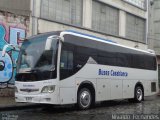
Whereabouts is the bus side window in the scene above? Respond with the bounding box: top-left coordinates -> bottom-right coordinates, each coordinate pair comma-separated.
60,50 -> 73,70
60,43 -> 75,80
68,51 -> 73,69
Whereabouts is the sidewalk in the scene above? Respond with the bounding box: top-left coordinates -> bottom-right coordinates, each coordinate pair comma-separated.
0,97 -> 40,111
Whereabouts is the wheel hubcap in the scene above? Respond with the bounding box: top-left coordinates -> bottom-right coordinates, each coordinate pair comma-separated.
136,89 -> 142,101
80,91 -> 91,108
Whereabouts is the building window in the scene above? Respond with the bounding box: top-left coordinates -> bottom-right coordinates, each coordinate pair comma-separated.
123,0 -> 146,10
126,13 -> 146,43
41,0 -> 82,26
92,1 -> 119,36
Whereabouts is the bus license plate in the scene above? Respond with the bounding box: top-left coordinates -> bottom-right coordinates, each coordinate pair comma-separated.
26,97 -> 32,102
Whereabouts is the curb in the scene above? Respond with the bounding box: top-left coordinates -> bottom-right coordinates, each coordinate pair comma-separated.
0,104 -> 43,111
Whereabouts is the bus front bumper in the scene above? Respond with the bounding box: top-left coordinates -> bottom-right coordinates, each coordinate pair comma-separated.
15,93 -> 59,104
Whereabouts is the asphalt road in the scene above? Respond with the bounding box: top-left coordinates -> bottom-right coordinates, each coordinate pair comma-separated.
0,96 -> 160,120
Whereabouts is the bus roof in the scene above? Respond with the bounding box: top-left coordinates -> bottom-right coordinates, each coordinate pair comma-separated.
60,30 -> 155,55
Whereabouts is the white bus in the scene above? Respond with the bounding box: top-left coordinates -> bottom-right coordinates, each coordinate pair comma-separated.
14,30 -> 158,109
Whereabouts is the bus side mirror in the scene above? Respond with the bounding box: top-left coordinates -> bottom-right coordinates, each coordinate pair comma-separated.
59,36 -> 64,43
45,37 -> 53,50
45,35 -> 61,50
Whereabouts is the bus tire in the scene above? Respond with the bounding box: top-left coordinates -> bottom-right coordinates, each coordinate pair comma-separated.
77,88 -> 92,110
134,86 -> 143,103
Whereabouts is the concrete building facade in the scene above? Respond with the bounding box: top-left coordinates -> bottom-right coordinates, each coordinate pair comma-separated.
148,0 -> 160,55
148,0 -> 160,87
31,0 -> 148,50
0,0 -> 148,51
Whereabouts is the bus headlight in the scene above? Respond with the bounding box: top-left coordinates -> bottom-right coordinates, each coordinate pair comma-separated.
41,85 -> 55,93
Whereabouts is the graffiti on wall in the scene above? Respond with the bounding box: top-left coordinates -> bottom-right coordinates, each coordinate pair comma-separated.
0,23 -> 26,88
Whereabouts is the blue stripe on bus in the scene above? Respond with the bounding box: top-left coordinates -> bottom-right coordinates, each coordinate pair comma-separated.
64,30 -> 116,43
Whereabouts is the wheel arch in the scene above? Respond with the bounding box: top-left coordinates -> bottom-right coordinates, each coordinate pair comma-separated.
77,81 -> 96,102
135,82 -> 144,99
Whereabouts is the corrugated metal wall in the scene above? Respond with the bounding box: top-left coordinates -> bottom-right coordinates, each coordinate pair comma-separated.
0,0 -> 31,16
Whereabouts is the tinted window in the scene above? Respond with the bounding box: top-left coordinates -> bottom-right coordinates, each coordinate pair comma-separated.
60,51 -> 73,70
97,51 -> 117,66
60,43 -> 75,80
64,34 -> 157,71
117,53 -> 131,67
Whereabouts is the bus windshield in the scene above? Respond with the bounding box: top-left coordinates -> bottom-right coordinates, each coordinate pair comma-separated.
16,35 -> 58,81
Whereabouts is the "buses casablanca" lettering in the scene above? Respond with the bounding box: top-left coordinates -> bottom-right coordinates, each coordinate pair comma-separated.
98,69 -> 128,77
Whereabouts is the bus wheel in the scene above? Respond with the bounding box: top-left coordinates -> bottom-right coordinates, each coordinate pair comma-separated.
77,88 -> 92,110
134,86 -> 143,102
